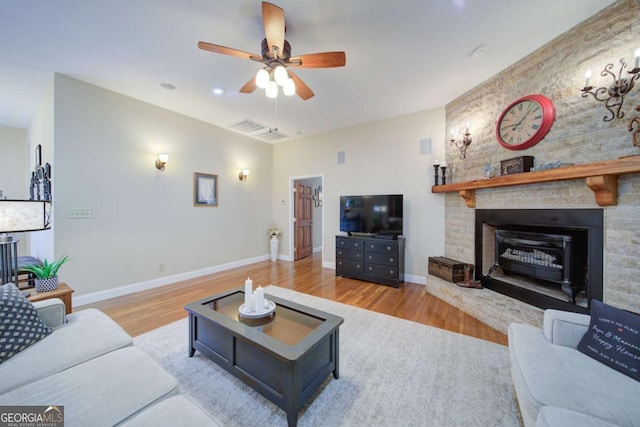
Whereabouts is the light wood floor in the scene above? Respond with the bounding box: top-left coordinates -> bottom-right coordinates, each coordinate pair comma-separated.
80,253 -> 508,345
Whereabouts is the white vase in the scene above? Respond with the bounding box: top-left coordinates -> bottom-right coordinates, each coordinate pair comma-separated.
270,235 -> 279,262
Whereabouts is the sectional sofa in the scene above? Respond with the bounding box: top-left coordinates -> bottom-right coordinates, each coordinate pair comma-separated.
0,290 -> 220,426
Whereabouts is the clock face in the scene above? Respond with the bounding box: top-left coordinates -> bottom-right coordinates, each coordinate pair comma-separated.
496,95 -> 555,150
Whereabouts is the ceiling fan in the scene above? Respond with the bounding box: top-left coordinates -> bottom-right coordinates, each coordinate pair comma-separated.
198,1 -> 346,101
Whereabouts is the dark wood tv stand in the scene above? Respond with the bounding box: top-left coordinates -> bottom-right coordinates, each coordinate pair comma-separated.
335,235 -> 405,288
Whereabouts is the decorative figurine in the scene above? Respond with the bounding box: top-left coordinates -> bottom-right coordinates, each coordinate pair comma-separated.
627,105 -> 640,148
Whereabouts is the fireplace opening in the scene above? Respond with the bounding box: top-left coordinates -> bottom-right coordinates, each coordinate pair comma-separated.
475,209 -> 603,314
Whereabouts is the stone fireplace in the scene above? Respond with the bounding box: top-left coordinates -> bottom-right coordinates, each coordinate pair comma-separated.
475,209 -> 603,314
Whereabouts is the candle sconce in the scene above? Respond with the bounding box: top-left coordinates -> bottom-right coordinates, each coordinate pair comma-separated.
433,164 -> 440,186
450,126 -> 472,160
581,51 -> 640,122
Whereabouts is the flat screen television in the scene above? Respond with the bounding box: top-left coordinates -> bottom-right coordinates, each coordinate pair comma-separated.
339,194 -> 403,237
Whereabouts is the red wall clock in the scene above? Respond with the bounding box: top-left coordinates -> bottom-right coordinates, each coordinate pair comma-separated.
495,94 -> 556,150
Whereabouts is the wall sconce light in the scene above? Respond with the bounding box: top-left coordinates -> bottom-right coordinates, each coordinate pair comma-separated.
155,153 -> 169,171
238,169 -> 250,182
581,48 -> 640,122
450,124 -> 472,160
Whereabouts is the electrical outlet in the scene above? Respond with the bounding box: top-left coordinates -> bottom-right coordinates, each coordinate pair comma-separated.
68,208 -> 92,219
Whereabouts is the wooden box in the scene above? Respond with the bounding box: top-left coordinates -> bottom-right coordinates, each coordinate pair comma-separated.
500,156 -> 534,175
428,256 -> 467,283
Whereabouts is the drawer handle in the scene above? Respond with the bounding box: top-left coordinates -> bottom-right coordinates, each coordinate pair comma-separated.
389,258 -> 394,262
370,244 -> 375,249
357,254 -> 361,258
368,267 -> 373,271
368,255 -> 373,260
387,246 -> 391,251
389,270 -> 395,274
340,241 -> 344,246
356,264 -> 360,269
338,261 -> 342,266
355,243 -> 359,247
338,250 -> 343,255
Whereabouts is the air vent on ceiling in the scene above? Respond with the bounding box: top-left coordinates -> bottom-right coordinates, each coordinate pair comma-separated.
256,129 -> 289,142
228,118 -> 267,134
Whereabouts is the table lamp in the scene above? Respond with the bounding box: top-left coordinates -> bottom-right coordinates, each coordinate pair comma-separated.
0,200 -> 51,285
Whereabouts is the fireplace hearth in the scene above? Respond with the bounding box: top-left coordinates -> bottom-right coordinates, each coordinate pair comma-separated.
475,209 -> 603,314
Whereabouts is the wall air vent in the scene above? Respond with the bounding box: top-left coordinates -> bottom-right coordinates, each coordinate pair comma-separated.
228,118 -> 268,134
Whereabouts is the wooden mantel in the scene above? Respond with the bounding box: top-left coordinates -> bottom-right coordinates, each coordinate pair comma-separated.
431,156 -> 640,208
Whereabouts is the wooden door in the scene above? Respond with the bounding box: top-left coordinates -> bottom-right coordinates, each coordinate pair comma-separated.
294,181 -> 313,261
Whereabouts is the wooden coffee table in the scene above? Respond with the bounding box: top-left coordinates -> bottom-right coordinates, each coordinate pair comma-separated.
185,288 -> 343,427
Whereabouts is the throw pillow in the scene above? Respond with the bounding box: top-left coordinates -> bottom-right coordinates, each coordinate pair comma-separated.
0,283 -> 52,364
577,299 -> 640,382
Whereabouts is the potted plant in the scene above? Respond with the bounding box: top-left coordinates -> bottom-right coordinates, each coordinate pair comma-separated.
19,255 -> 69,292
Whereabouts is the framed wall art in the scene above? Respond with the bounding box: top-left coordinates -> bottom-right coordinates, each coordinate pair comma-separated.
194,172 -> 218,207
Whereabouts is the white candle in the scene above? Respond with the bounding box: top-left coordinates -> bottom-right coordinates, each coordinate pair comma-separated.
635,48 -> 640,69
254,286 -> 264,314
441,161 -> 447,168
244,278 -> 252,308
465,122 -> 470,133
433,159 -> 440,165
585,69 -> 592,87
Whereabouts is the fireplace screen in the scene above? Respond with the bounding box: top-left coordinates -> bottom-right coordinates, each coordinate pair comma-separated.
492,229 -> 586,303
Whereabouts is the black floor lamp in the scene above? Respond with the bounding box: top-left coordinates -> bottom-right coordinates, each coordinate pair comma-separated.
0,200 -> 51,286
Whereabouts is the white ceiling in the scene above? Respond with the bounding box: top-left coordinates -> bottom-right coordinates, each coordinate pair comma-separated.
0,0 -> 615,142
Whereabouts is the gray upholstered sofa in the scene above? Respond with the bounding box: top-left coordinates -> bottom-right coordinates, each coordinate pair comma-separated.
509,309 -> 640,427
0,298 -> 220,427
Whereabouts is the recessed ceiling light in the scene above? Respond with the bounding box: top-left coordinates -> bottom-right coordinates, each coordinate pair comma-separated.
470,44 -> 487,58
160,82 -> 175,90
212,87 -> 224,95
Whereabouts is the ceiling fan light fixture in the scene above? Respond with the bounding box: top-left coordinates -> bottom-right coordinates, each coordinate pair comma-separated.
266,81 -> 278,98
274,65 -> 288,86
283,78 -> 296,96
256,68 -> 270,89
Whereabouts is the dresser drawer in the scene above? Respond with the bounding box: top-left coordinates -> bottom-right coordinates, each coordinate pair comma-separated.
336,248 -> 363,262
336,237 -> 365,250
336,259 -> 364,272
366,252 -> 398,266
365,263 -> 398,279
365,241 -> 398,254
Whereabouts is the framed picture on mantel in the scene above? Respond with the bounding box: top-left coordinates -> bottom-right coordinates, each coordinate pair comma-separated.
194,172 -> 218,207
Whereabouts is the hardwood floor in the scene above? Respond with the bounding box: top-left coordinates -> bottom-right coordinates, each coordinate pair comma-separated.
80,252 -> 508,345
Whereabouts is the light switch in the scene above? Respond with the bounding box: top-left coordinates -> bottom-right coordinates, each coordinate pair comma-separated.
68,208 -> 92,219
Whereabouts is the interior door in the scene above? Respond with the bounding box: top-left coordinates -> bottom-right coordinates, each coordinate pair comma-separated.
294,181 -> 313,261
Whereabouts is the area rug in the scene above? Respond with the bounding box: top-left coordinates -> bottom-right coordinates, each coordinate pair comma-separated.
134,286 -> 522,426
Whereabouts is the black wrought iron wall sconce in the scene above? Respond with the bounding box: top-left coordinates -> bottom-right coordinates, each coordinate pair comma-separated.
449,124 -> 472,160
581,49 -> 640,122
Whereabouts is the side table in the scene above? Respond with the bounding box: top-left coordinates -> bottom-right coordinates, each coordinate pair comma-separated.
28,282 -> 74,314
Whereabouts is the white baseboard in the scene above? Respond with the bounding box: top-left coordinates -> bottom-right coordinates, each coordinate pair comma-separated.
313,246 -> 322,253
323,261 -> 336,269
74,254 -> 270,307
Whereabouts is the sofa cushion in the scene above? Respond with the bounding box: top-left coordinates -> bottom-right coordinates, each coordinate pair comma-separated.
0,347 -> 178,427
0,283 -> 52,364
577,300 -> 640,382
509,322 -> 640,427
536,406 -> 620,427
0,308 -> 132,394
118,395 -> 221,427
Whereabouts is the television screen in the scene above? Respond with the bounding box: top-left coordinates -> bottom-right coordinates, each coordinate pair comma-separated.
339,194 -> 403,236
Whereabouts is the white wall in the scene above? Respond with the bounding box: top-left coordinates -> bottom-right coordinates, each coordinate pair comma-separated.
273,108 -> 446,282
51,75 -> 274,296
0,125 -> 30,255
26,77 -> 55,260
0,125 -> 28,199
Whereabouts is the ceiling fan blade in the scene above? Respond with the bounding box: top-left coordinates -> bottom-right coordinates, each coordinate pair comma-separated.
289,52 -> 346,68
198,41 -> 261,61
262,2 -> 285,58
288,71 -> 314,100
239,77 -> 258,94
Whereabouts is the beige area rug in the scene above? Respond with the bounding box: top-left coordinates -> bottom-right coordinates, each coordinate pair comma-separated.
134,286 -> 523,426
